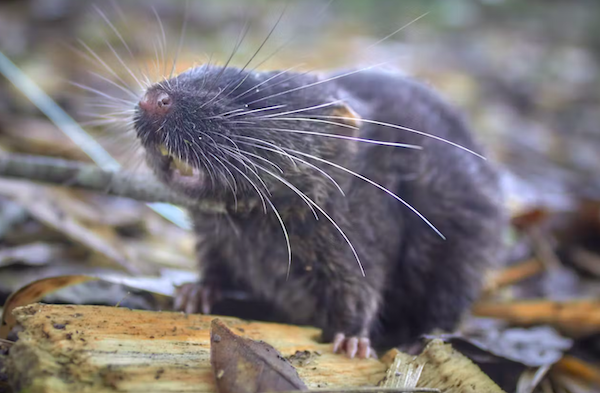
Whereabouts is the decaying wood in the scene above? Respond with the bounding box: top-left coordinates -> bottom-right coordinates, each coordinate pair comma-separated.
0,275 -> 98,339
5,304 -> 387,393
381,342 -> 505,393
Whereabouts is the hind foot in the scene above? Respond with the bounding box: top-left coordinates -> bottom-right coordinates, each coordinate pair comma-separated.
332,333 -> 376,359
173,282 -> 221,314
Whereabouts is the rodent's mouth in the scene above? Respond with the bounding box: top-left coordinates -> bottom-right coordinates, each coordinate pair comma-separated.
150,144 -> 205,189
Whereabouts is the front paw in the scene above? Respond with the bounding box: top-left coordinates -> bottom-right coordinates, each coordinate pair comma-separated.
173,282 -> 221,315
332,332 -> 376,359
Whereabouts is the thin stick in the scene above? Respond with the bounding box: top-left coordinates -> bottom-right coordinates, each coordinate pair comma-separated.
0,153 -> 225,214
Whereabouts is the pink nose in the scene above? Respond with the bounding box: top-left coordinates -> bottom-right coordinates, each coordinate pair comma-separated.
139,90 -> 172,116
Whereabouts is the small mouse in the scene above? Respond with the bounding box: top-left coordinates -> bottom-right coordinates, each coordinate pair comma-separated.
134,65 -> 506,358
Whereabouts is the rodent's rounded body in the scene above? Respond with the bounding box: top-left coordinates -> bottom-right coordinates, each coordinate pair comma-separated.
134,65 -> 506,356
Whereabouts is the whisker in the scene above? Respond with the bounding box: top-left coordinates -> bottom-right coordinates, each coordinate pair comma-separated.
283,146 -> 445,240
365,11 -> 430,51
209,150 -> 239,194
233,135 -> 297,169
230,116 -> 358,130
150,6 -> 168,76
214,104 -> 287,119
313,116 -> 486,159
102,38 -> 148,91
207,151 -> 237,197
233,126 -> 423,150
213,4 -> 289,105
201,17 -> 252,103
223,0 -> 335,105
221,144 -> 283,174
88,71 -> 139,100
228,63 -> 305,102
224,152 -> 293,277
222,154 -> 268,213
77,40 -> 135,94
252,162 -> 365,277
69,81 -> 136,106
169,0 -> 189,79
256,100 -> 343,118
244,61 -> 391,106
232,137 -> 345,196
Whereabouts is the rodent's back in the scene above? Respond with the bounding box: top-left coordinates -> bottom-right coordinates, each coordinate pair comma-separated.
330,69 -> 505,344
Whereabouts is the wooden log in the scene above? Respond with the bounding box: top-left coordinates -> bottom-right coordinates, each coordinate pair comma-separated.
5,304 -> 387,393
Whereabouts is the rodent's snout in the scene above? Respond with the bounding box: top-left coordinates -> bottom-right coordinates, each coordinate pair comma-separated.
138,90 -> 172,116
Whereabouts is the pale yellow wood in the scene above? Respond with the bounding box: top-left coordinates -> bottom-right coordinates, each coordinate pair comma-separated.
6,304 -> 387,393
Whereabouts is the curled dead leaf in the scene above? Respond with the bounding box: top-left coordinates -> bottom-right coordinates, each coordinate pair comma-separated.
0,275 -> 97,339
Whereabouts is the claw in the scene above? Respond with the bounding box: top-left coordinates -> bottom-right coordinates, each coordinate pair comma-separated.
331,332 -> 375,359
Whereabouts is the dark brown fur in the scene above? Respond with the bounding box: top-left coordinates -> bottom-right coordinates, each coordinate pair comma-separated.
134,65 -> 506,353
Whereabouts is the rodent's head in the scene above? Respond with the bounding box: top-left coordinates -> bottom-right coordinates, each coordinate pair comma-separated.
134,65 -> 361,209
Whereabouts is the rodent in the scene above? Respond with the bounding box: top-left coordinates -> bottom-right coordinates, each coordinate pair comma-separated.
134,64 -> 506,358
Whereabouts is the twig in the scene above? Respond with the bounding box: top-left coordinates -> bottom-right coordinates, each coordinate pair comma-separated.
0,153 -> 225,214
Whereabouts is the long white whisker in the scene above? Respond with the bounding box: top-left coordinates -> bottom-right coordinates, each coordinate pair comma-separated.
229,64 -> 305,102
88,71 -> 139,100
283,147 -> 445,240
208,104 -> 286,119
257,100 -> 343,118
234,126 -> 423,150
215,3 -> 288,104
313,116 -> 486,159
254,164 -> 365,277
231,135 -> 296,169
103,38 -> 147,91
93,5 -> 135,59
225,153 -> 293,278
150,6 -> 168,76
69,82 -> 136,106
209,150 -> 239,194
233,137 -> 345,196
365,11 -> 430,51
221,145 -> 283,174
169,0 -> 189,79
244,61 -> 391,106
222,155 -> 268,213
231,116 -> 358,130
77,40 -> 135,94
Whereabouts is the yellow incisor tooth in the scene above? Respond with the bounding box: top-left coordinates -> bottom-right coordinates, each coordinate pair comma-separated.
173,157 -> 194,176
159,145 -> 170,156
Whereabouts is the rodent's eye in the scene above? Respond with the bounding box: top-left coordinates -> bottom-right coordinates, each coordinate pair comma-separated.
139,90 -> 172,116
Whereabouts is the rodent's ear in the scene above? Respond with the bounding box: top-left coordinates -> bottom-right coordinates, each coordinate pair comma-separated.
327,102 -> 361,157
331,102 -> 362,130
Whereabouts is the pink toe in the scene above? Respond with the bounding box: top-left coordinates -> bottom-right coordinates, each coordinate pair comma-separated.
357,337 -> 371,359
346,337 -> 359,358
332,333 -> 345,353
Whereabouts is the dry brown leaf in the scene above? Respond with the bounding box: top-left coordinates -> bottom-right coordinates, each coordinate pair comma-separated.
210,318 -> 308,393
472,300 -> 600,337
552,355 -> 600,386
0,275 -> 97,339
511,208 -> 550,231
484,258 -> 545,293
